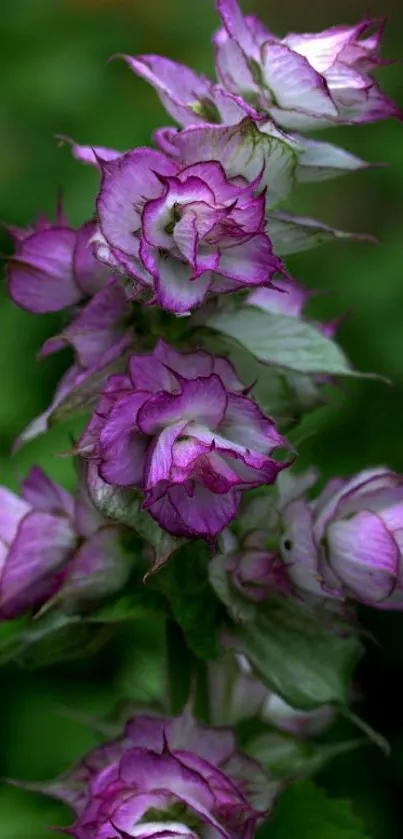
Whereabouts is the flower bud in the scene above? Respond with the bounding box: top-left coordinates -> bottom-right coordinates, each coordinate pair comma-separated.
280,468 -> 403,608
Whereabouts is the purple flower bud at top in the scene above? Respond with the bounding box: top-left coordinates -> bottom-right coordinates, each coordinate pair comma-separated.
23,711 -> 275,839
214,0 -> 401,130
0,467 -> 129,620
94,148 -> 284,314
280,468 -> 403,609
78,340 -> 290,540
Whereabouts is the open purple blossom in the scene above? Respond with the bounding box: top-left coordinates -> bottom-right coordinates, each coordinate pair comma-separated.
0,467 -> 129,619
214,0 -> 401,130
78,341 -> 289,539
93,148 -> 284,314
25,710 -> 275,839
280,468 -> 403,609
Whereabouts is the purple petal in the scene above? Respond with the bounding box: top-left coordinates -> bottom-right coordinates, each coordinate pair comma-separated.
97,149 -> 177,256
217,235 -> 281,286
144,421 -> 189,489
327,511 -> 399,603
99,394 -> 149,487
168,484 -> 240,538
73,220 -> 111,296
216,0 -> 258,56
8,228 -> 82,313
247,277 -> 310,318
129,352 -> 179,394
280,500 -> 324,596
261,42 -> 338,120
55,281 -> 132,368
21,467 -> 75,519
123,54 -> 212,127
153,340 -> 243,391
119,748 -> 215,810
167,712 -> 235,765
67,140 -> 122,167
136,375 -> 228,435
154,257 -> 211,314
0,511 -> 76,618
0,488 -> 31,545
59,527 -> 130,607
220,393 -> 285,453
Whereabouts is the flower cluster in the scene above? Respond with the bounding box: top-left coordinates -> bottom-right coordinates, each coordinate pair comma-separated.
30,711 -> 274,839
2,0 -> 403,836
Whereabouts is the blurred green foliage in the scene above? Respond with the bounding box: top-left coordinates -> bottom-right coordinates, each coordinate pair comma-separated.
0,0 -> 402,836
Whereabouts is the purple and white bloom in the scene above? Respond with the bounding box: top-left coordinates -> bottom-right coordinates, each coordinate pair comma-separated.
215,0 -> 401,130
94,148 -> 284,314
0,467 -> 129,619
26,710 -> 275,839
78,341 -> 289,540
280,468 -> 403,609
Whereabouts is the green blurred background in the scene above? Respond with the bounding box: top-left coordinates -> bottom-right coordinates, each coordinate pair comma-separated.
0,0 -> 402,835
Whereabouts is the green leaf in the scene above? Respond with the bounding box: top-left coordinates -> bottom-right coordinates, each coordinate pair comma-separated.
248,730 -> 363,780
89,586 -> 168,623
0,613 -> 114,668
208,308 -> 363,377
232,598 -> 362,710
87,467 -> 183,570
262,781 -> 370,839
152,544 -> 224,661
267,210 -> 374,255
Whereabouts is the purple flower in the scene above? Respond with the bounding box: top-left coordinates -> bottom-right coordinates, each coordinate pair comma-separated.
280,468 -> 403,608
215,0 -> 401,130
27,711 -> 274,839
0,467 -> 129,619
7,207 -> 109,313
78,341 -> 289,539
219,528 -> 291,603
94,148 -> 284,314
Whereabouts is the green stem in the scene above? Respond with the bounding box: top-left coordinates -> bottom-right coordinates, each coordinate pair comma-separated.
165,618 -> 210,722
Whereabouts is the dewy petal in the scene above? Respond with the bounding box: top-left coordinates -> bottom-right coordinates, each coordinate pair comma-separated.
21,466 -> 75,519
0,510 -> 76,619
137,375 -> 228,434
0,488 -> 31,545
154,256 -> 212,314
168,484 -> 240,538
7,228 -> 82,313
327,511 -> 399,603
217,234 -> 280,286
97,149 -> 177,257
261,42 -> 339,119
123,54 -> 213,127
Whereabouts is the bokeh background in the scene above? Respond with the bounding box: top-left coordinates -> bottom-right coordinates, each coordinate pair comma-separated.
0,0 -> 402,836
